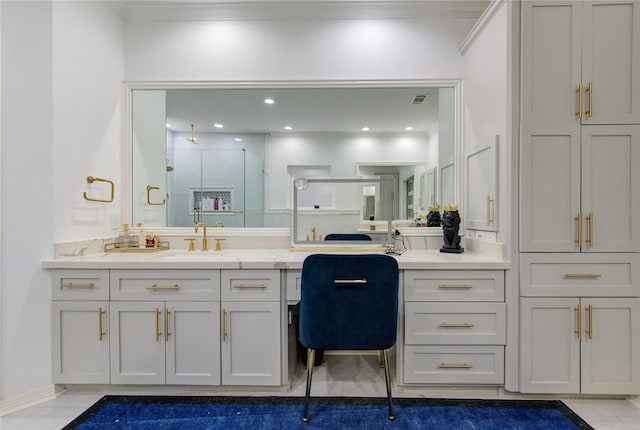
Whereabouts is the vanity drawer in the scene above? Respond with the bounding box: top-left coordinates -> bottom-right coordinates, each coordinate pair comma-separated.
52,269 -> 109,300
403,345 -> 504,385
405,302 -> 506,345
221,269 -> 280,301
110,270 -> 220,301
520,253 -> 639,297
404,270 -> 504,302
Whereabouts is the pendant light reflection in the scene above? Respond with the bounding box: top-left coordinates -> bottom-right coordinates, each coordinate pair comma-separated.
294,177 -> 309,190
186,123 -> 199,144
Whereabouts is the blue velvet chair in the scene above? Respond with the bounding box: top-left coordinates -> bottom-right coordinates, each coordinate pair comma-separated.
324,233 -> 372,241
299,253 -> 399,422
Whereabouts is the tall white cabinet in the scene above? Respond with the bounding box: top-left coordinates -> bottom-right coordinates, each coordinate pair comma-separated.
519,0 -> 640,395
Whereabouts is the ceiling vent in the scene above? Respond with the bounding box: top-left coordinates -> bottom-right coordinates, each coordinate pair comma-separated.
411,94 -> 430,105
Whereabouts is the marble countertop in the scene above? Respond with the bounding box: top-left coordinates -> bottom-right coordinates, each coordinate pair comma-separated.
42,248 -> 509,270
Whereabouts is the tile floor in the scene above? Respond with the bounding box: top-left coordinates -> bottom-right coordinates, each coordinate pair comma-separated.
2,354 -> 639,430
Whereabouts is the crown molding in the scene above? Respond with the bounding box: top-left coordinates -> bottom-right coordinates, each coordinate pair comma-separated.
458,0 -> 505,54
120,1 -> 490,21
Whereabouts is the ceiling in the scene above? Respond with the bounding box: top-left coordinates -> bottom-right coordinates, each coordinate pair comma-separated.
160,87 -> 443,134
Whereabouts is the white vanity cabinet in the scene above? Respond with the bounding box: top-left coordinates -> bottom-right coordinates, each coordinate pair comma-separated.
401,270 -> 506,385
220,269 -> 281,385
51,270 -> 110,384
109,270 -> 221,385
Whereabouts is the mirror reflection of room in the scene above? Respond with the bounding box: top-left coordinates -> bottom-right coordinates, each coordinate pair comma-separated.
131,87 -> 456,229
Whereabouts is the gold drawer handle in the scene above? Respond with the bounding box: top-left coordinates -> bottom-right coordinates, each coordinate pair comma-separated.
98,307 -> 106,341
438,284 -> 473,289
61,282 -> 95,289
334,279 -> 367,284
234,283 -> 268,289
145,284 -> 180,290
439,362 -> 473,369
564,273 -> 601,278
439,322 -> 475,328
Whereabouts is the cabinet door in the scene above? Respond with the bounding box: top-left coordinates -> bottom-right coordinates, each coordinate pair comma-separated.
110,301 -> 165,384
221,301 -> 281,385
520,298 -> 580,393
165,302 -> 221,385
464,139 -> 498,231
581,298 -> 640,394
52,301 -> 110,384
581,125 -> 640,252
581,1 -> 640,124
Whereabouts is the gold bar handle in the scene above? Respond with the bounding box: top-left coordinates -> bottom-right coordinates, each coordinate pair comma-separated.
574,305 -> 581,340
165,308 -> 171,342
586,304 -> 593,339
586,212 -> 593,247
487,195 -> 494,226
564,273 -> 601,278
155,308 -> 161,342
98,307 -> 106,341
575,212 -> 583,248
439,362 -> 473,369
233,284 -> 268,289
145,284 -> 180,290
221,308 -> 227,341
61,282 -> 95,289
439,322 -> 474,328
575,83 -> 583,117
83,176 -> 114,203
146,185 -> 166,206
585,82 -> 592,117
438,284 -> 473,289
334,279 -> 367,284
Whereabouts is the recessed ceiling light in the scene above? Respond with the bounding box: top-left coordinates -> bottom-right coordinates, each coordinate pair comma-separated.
405,126 -> 414,131
165,123 -> 172,128
234,138 -> 243,142
214,123 -> 224,128
361,127 -> 370,131
284,126 -> 292,130
264,98 -> 275,104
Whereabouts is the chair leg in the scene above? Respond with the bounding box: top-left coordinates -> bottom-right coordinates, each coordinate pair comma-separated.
379,350 -> 385,368
303,348 -> 316,423
382,349 -> 395,421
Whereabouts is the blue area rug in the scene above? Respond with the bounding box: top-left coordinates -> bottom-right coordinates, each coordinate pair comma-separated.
63,396 -> 594,430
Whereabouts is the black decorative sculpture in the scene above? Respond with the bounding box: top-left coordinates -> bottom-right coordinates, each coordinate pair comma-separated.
440,204 -> 464,253
426,204 -> 441,227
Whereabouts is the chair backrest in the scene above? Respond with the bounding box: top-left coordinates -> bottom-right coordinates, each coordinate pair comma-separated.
299,254 -> 399,351
324,233 -> 372,241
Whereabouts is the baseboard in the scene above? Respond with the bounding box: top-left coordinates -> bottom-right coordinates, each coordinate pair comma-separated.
0,384 -> 65,416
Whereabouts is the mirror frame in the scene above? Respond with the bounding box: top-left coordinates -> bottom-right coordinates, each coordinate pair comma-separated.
122,80 -> 463,236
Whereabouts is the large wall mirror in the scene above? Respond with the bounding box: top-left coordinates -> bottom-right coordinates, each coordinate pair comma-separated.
126,82 -> 460,232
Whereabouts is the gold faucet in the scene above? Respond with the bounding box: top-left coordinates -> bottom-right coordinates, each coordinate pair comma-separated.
195,223 -> 208,251
311,226 -> 316,241
213,221 -> 224,228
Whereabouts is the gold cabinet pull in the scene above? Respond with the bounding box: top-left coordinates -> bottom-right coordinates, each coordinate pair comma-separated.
61,282 -> 95,289
334,279 -> 367,284
574,305 -> 581,340
575,83 -> 583,117
234,283 -> 268,289
98,307 -> 106,341
146,185 -> 166,206
439,362 -> 473,369
438,284 -> 473,289
155,308 -> 161,342
586,304 -> 593,339
586,212 -> 593,247
145,284 -> 180,290
165,308 -> 171,342
575,212 -> 583,248
83,176 -> 115,203
487,195 -> 494,226
564,273 -> 601,278
585,82 -> 592,117
439,322 -> 474,328
221,308 -> 227,341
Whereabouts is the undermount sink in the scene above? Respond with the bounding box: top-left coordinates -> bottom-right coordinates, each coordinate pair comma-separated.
156,251 -> 237,260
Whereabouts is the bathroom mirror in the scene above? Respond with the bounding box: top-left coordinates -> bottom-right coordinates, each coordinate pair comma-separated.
127,83 -> 460,231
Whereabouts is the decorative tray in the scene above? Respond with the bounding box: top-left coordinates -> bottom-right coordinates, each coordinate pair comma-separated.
104,242 -> 170,253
